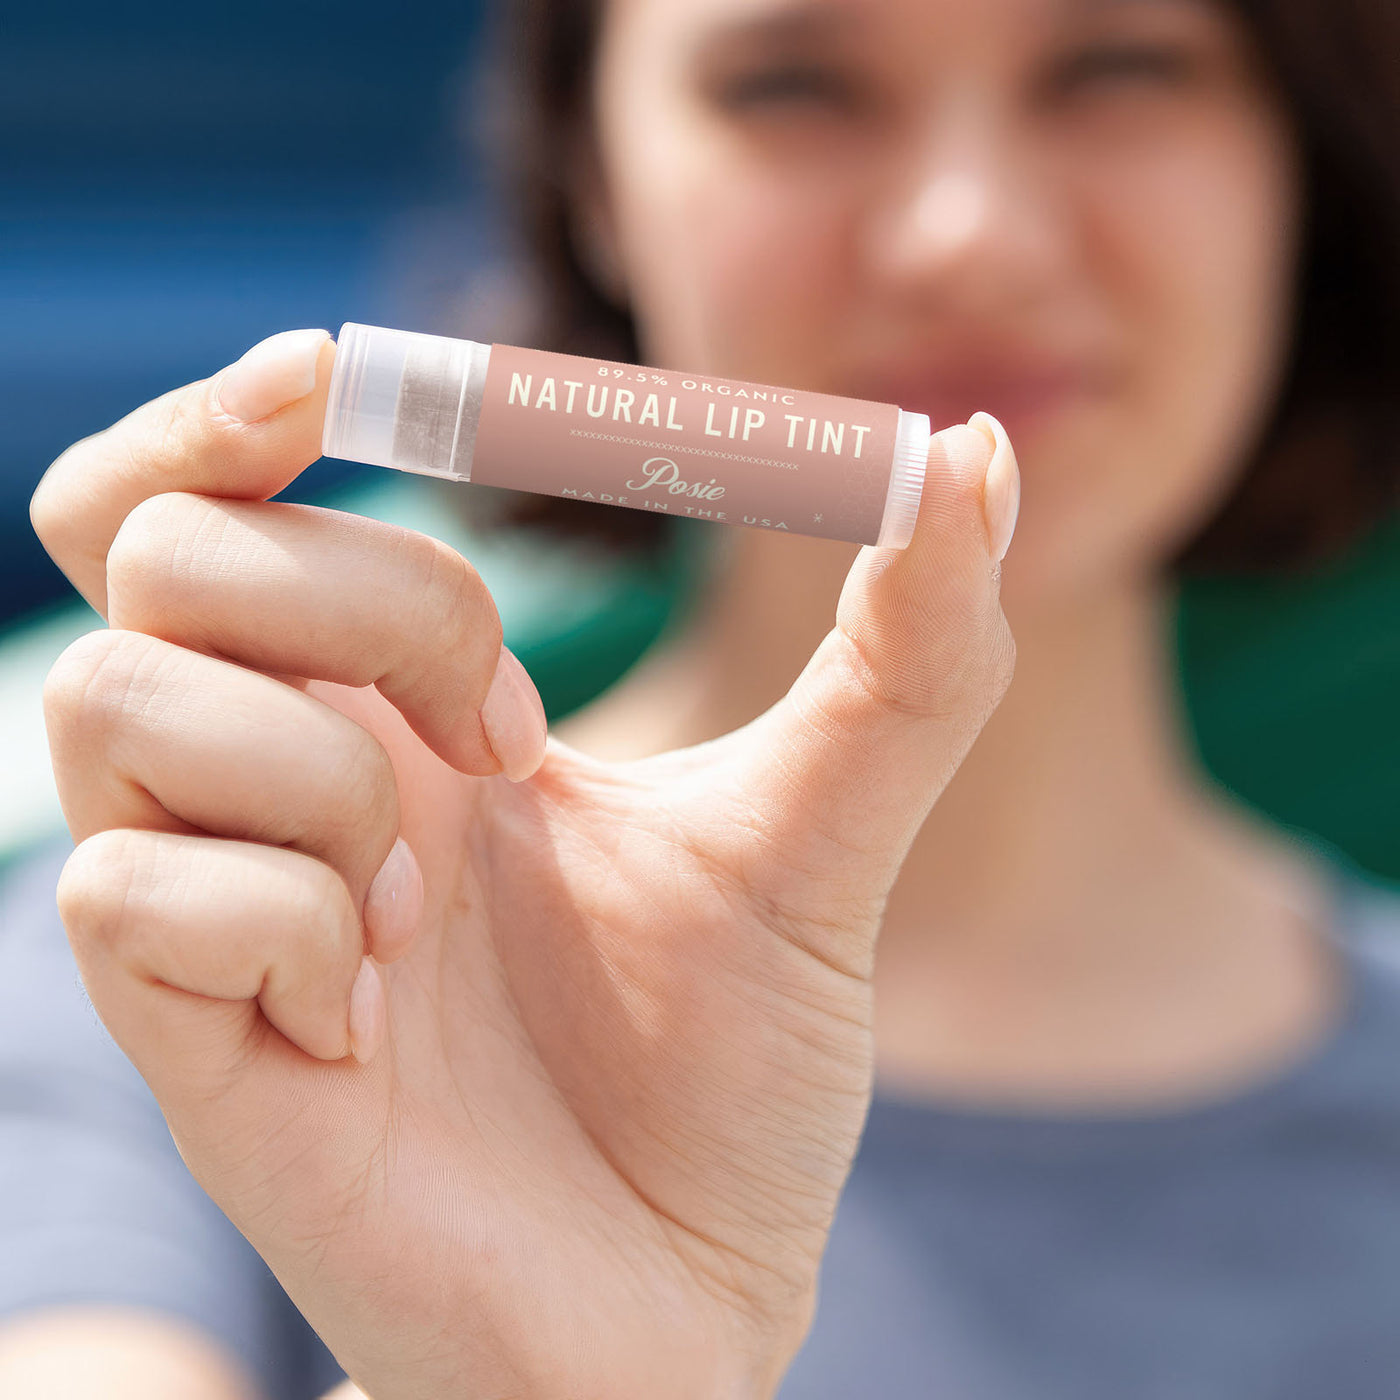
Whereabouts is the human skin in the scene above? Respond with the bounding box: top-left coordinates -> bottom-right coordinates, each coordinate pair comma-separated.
27,315 -> 1012,1400
0,1309 -> 259,1399
9,0 -> 1343,1394
556,0 -> 1340,1108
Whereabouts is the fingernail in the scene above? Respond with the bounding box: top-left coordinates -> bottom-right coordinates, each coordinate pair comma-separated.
212,328 -> 330,424
348,956 -> 384,1065
480,645 -> 548,782
968,411 -> 1020,563
364,837 -> 423,965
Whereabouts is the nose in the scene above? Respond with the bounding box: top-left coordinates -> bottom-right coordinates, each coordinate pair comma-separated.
866,97 -> 1070,316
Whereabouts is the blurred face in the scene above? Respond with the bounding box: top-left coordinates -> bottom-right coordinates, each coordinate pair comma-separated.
577,0 -> 1304,595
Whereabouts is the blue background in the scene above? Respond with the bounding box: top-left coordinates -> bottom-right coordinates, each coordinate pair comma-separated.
2,0 -> 1396,884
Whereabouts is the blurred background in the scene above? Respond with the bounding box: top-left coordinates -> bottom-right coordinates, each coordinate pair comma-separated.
1,0 -> 1396,888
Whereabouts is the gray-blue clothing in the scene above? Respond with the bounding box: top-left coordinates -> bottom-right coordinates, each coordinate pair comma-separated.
0,838 -> 346,1400
4,835 -> 1400,1399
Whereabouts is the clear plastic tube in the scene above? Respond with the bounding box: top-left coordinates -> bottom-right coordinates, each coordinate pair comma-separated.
322,322 -> 931,549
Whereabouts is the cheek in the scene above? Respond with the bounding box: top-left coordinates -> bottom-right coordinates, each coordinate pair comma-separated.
1075,118 -> 1301,568
610,124 -> 854,380
1127,138 -> 1296,434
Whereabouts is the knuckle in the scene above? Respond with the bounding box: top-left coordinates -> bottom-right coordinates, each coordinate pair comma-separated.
43,629 -> 118,724
151,382 -> 210,463
110,489 -> 190,554
106,491 -> 215,613
43,628 -> 161,741
296,860 -> 363,984
30,384 -> 215,563
317,722 -> 401,856
246,849 -> 363,1042
55,828 -> 149,955
410,532 -> 501,655
836,582 -> 1013,729
30,436 -> 96,555
841,636 -> 956,725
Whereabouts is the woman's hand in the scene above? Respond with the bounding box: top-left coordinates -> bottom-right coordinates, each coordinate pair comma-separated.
33,329 -> 1018,1400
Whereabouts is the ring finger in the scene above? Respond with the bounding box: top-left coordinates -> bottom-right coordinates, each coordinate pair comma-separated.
44,627 -> 401,925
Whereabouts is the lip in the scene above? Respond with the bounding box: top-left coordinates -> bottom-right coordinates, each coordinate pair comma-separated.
854,357 -> 1115,436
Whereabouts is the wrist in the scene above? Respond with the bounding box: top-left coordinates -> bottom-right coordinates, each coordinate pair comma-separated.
315,1287 -> 814,1400
714,1292 -> 816,1400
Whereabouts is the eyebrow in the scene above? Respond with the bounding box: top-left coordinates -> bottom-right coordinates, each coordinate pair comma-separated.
685,0 -> 1196,66
689,0 -> 1172,46
687,2 -> 862,56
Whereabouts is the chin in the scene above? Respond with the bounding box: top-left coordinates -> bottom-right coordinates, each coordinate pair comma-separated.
996,493 -> 1169,616
1002,415 -> 1197,604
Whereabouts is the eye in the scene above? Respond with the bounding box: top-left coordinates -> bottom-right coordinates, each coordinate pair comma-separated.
1047,42 -> 1201,99
713,64 -> 858,112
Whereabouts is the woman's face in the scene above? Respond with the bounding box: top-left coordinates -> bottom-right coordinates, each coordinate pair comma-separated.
578,0 -> 1304,595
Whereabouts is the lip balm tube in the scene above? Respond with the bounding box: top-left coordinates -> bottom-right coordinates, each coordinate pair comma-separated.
321,322 -> 931,549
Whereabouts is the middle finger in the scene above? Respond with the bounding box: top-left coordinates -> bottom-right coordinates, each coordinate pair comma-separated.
103,490 -> 545,779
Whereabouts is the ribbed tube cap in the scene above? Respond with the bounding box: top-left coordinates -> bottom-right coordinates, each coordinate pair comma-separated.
877,410 -> 931,549
321,322 -> 490,481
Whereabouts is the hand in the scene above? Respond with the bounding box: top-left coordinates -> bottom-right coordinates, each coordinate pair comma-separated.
34,329 -> 1018,1400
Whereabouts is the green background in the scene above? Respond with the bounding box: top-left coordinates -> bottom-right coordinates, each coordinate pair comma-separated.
4,480 -> 1396,892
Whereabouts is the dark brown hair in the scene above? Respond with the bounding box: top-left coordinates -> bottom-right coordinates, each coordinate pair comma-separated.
459,0 -> 1400,574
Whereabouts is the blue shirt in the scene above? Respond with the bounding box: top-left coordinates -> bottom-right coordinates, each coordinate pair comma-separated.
4,836 -> 1400,1399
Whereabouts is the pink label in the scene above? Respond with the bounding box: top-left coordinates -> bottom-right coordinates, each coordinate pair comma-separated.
468,343 -> 899,545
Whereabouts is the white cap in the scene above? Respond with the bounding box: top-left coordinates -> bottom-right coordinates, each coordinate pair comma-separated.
877,409 -> 931,549
321,321 -> 492,481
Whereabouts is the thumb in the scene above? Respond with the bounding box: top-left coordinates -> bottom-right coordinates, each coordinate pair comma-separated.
711,414 -> 1019,959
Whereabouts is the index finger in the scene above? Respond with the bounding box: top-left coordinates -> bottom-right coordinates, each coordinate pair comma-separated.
30,328 -> 336,617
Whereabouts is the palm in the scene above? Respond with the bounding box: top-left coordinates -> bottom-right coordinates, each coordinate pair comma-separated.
34,343 -> 1012,1399
173,679 -> 878,1399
